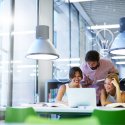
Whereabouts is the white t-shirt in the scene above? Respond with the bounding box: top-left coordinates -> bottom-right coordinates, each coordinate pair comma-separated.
106,91 -> 122,103
106,94 -> 116,103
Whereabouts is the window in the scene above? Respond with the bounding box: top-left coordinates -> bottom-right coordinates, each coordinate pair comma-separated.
53,2 -> 70,82
53,2 -> 92,82
0,0 -> 37,106
0,0 -> 10,106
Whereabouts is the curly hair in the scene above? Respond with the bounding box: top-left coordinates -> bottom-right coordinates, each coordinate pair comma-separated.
85,50 -> 100,62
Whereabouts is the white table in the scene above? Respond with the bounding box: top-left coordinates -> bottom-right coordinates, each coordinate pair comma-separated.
0,107 -> 6,112
20,103 -> 96,118
0,104 -> 93,118
1,103 -> 125,118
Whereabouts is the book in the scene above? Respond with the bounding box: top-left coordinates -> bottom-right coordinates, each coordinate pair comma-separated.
106,103 -> 125,108
93,79 -> 105,85
41,102 -> 68,107
21,102 -> 68,108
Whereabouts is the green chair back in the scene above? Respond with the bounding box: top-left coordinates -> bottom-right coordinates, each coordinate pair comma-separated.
92,109 -> 125,125
5,107 -> 37,123
25,115 -> 100,125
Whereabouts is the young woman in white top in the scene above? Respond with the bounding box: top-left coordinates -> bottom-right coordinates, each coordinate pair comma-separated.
56,67 -> 83,105
100,73 -> 125,106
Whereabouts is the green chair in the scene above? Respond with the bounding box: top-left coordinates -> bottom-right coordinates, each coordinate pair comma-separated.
92,109 -> 125,125
25,115 -> 100,125
5,107 -> 37,123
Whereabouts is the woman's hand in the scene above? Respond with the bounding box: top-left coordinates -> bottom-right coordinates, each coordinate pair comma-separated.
111,78 -> 119,88
111,78 -> 122,103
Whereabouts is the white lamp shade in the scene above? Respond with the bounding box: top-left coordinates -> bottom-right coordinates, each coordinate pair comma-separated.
26,38 -> 59,60
110,31 -> 125,55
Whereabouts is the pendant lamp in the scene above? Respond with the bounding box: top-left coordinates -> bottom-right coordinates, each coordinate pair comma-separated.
26,25 -> 59,60
110,17 -> 125,55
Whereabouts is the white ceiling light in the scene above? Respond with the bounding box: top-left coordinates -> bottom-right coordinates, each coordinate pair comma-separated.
26,25 -> 59,60
111,56 -> 125,59
67,63 -> 80,66
55,58 -> 80,62
109,32 -> 125,55
87,24 -> 119,30
116,61 -> 125,65
110,17 -> 125,55
65,0 -> 95,3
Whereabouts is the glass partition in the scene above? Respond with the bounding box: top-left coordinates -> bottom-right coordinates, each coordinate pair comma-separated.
0,0 -> 10,106
12,0 -> 36,105
0,0 -> 37,106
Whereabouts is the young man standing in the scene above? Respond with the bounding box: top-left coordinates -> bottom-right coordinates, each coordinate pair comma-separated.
80,50 -> 118,105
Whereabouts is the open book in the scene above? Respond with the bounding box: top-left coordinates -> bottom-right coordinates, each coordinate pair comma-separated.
41,102 -> 68,107
93,79 -> 105,85
21,102 -> 68,108
106,103 -> 125,108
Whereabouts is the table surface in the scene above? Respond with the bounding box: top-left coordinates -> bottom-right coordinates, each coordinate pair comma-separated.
1,103 -> 125,114
0,107 -> 6,112
17,103 -> 95,113
0,104 -> 94,119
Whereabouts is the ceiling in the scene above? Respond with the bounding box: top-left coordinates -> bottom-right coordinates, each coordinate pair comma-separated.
73,0 -> 125,54
80,0 -> 125,25
79,0 -> 125,38
55,0 -> 125,55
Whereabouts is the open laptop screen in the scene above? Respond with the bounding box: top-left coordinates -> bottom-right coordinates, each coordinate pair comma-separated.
67,88 -> 96,108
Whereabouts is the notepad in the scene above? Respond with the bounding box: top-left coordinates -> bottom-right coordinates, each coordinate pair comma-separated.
67,88 -> 96,108
106,103 -> 125,108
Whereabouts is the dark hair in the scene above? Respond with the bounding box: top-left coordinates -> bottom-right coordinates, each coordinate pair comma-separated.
85,50 -> 100,62
69,67 -> 83,79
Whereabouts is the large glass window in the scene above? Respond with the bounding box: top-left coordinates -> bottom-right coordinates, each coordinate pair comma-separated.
70,4 -> 80,67
53,2 -> 70,81
53,1 -> 93,81
0,0 -> 37,106
0,0 -> 10,106
13,0 -> 36,106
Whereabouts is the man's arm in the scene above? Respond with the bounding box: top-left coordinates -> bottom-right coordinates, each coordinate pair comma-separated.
82,74 -> 93,87
80,63 -> 93,86
108,60 -> 119,74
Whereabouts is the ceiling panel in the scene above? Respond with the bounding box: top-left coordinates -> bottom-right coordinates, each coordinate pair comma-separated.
80,0 -> 125,25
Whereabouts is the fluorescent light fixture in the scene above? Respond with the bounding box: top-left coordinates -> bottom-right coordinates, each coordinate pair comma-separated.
17,65 -> 36,68
87,24 -> 119,30
67,63 -> 80,66
26,25 -> 59,60
65,0 -> 95,2
116,61 -> 125,65
111,56 -> 125,59
11,30 -> 35,35
55,58 -> 80,62
110,17 -> 125,55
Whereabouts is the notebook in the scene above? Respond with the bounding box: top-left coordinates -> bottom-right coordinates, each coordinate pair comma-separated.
67,88 -> 96,108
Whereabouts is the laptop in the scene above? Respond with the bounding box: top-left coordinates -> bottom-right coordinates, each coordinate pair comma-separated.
67,88 -> 96,108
